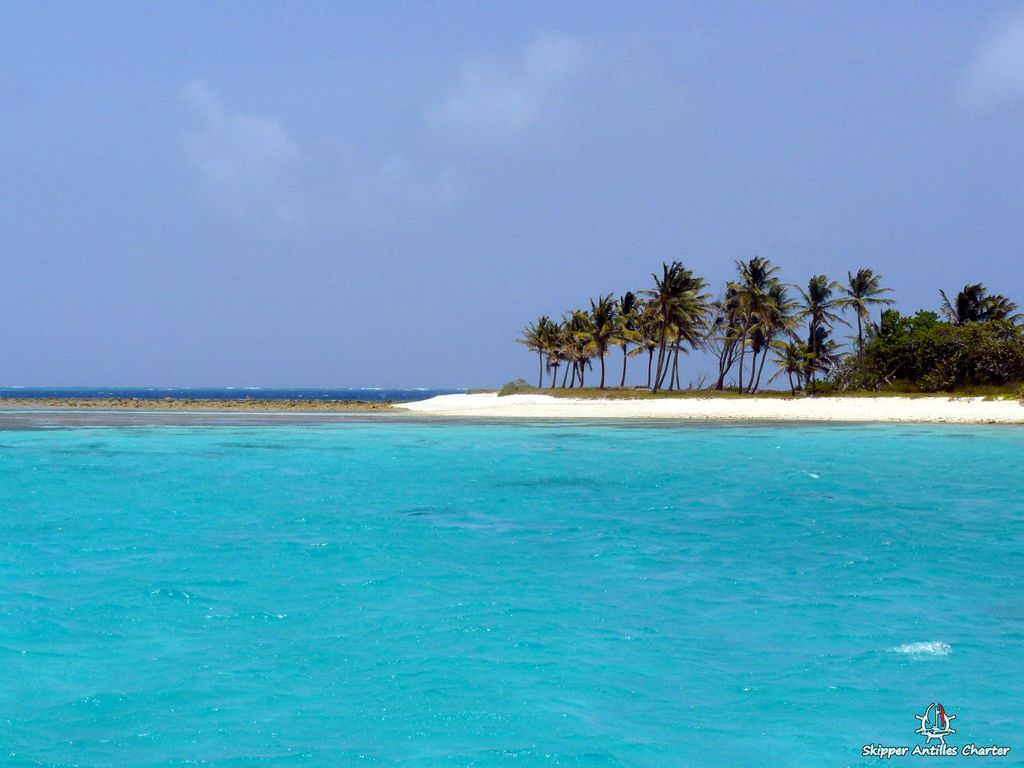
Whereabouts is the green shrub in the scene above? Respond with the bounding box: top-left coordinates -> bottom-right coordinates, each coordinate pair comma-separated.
1018,384 -> 1024,401
864,311 -> 1024,391
806,380 -> 840,396
919,367 -> 958,393
497,378 -> 533,397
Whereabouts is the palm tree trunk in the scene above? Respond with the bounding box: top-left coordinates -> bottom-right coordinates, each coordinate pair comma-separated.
599,354 -> 606,389
788,371 -> 795,395
670,339 -> 681,391
561,362 -> 570,388
656,339 -> 673,391
537,351 -> 544,388
646,348 -> 654,388
714,339 -> 735,390
805,322 -> 815,387
658,353 -> 674,391
856,313 -> 864,380
737,330 -> 747,393
569,362 -> 576,388
746,347 -> 758,392
652,321 -> 669,393
674,340 -> 681,389
620,345 -> 628,388
753,337 -> 772,393
579,362 -> 586,388
550,360 -> 558,388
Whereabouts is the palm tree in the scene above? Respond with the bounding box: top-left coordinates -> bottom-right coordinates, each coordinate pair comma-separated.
940,283 -> 1019,325
564,310 -> 594,388
732,257 -> 780,394
807,325 -> 841,382
559,312 -> 575,387
642,262 -> 709,393
516,316 -> 551,388
670,286 -> 710,391
838,268 -> 894,375
615,291 -> 640,387
797,275 -> 846,385
645,262 -> 680,393
578,294 -> 618,389
985,294 -> 1020,324
709,285 -> 742,390
635,300 -> 660,388
539,318 -> 564,388
770,341 -> 811,395
749,280 -> 799,393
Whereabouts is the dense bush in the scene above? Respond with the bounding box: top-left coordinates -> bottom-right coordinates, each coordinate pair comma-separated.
497,378 -> 533,397
863,310 -> 1024,391
805,380 -> 840,396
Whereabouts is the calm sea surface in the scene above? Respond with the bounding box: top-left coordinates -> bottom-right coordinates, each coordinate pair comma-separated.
0,387 -> 464,402
0,420 -> 1020,766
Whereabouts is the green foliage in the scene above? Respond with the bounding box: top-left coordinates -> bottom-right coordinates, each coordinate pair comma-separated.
864,309 -> 1024,392
940,283 -> 1019,325
805,380 -> 840,396
516,262 -> 1022,398
1018,384 -> 1024,402
497,378 -> 533,397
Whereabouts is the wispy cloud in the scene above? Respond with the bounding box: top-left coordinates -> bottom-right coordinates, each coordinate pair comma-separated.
956,12 -> 1024,113
428,34 -> 588,142
181,79 -> 463,234
182,79 -> 304,224
343,155 -> 466,229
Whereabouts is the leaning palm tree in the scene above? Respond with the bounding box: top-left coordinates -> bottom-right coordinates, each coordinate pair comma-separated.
539,317 -> 564,388
578,294 -> 618,389
516,316 -> 551,388
557,320 -> 573,388
797,275 -> 846,386
635,300 -> 661,388
709,285 -> 742,390
564,309 -> 594,388
615,291 -> 641,387
644,262 -> 681,393
770,341 -> 811,395
807,325 -> 842,383
838,268 -> 894,374
732,256 -> 780,393
749,280 -> 799,393
642,262 -> 710,393
940,283 -> 1019,325
671,280 -> 711,388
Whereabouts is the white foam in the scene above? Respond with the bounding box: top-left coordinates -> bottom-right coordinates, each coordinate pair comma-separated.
892,641 -> 952,656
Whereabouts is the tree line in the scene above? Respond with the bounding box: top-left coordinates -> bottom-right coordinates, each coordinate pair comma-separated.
518,259 -> 1020,394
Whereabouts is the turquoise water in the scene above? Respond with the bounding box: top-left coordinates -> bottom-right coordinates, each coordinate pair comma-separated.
0,387 -> 463,402
0,421 -> 1021,766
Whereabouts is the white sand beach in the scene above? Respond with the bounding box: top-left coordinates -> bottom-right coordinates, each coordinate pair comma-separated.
397,393 -> 1024,423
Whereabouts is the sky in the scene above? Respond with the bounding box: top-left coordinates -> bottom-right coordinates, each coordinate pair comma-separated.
2,1 -> 1023,387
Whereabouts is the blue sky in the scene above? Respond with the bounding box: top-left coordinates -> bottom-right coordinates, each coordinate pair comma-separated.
2,1 -> 1023,387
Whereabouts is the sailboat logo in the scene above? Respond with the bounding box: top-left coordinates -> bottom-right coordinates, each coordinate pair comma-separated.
915,703 -> 956,745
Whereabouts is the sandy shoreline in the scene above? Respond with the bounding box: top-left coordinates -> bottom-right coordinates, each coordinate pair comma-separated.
396,393 -> 1024,424
1,394 -> 1021,424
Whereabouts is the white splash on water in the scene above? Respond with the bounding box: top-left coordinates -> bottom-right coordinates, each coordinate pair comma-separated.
892,641 -> 952,656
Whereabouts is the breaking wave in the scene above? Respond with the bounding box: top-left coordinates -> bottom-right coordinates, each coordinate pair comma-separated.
892,641 -> 952,656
